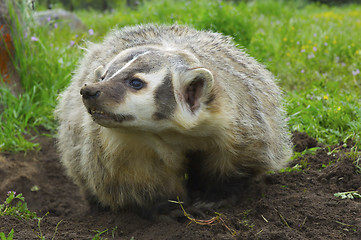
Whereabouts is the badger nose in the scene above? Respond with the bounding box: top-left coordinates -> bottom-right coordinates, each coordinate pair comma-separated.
80,84 -> 101,99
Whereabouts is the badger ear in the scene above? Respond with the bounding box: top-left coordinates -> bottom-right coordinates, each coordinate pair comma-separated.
94,65 -> 105,81
182,68 -> 214,112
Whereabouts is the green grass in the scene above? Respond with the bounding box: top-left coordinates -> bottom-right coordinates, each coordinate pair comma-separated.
0,191 -> 63,239
0,0 -> 81,151
0,191 -> 38,220
0,229 -> 14,240
0,0 -> 360,152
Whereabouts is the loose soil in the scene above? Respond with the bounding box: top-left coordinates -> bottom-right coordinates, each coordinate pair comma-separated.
0,131 -> 360,239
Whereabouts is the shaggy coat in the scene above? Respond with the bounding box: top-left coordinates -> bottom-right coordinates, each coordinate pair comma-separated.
55,24 -> 292,211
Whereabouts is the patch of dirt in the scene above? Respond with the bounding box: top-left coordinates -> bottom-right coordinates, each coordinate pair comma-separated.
0,131 -> 360,239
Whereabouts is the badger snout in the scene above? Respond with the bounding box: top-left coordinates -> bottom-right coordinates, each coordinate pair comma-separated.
80,83 -> 104,112
80,82 -> 125,106
80,84 -> 101,100
80,82 -> 128,125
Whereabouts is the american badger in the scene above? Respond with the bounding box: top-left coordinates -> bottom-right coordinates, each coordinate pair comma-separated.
55,24 -> 292,213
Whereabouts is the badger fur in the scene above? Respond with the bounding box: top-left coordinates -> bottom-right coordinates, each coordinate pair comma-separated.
55,24 -> 292,213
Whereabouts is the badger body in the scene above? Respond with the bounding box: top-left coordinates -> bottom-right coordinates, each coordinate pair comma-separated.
55,24 -> 292,211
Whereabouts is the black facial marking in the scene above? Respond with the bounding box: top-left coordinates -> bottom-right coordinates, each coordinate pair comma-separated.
153,73 -> 176,120
129,53 -> 163,74
89,110 -> 135,123
124,50 -> 149,62
152,112 -> 167,120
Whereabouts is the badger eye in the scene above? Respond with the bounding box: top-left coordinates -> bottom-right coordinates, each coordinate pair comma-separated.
129,78 -> 144,90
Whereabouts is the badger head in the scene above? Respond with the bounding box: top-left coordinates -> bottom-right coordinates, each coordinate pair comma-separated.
80,46 -> 215,132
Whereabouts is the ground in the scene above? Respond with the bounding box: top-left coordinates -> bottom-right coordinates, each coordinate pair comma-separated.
0,131 -> 360,239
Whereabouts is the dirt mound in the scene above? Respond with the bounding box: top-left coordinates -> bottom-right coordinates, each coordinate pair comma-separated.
0,131 -> 360,239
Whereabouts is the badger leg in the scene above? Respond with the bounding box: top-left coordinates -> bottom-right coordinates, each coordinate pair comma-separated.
84,189 -> 111,214
186,150 -> 257,207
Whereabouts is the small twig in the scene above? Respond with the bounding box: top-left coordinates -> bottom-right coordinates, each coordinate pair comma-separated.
217,213 -> 237,236
335,221 -> 354,227
169,197 -> 237,236
33,212 -> 49,239
261,215 -> 268,223
37,217 -> 43,239
327,145 -> 343,155
302,216 -> 307,225
52,220 -> 63,240
274,208 -> 291,228
169,198 -> 219,225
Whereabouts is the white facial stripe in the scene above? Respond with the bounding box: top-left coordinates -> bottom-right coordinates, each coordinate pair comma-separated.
108,51 -> 151,80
